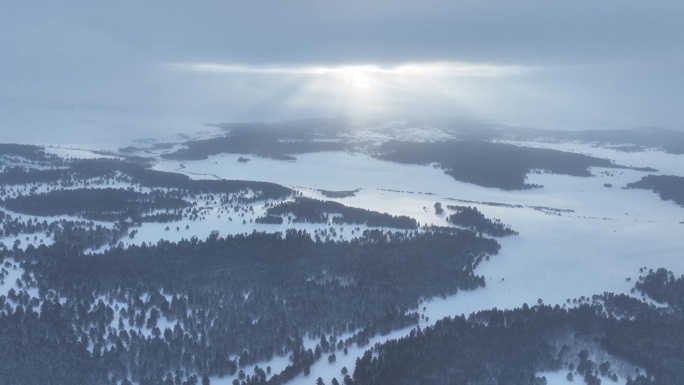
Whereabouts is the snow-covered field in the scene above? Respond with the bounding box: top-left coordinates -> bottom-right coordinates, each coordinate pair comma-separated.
494,138 -> 684,177
95,201 -> 403,253
149,144 -> 684,305
153,148 -> 684,304
146,142 -> 684,384
3,138 -> 682,384
43,146 -> 121,160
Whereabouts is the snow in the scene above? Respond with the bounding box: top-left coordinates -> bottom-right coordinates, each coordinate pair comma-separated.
101,199 -> 410,252
288,327 -> 416,385
132,143 -> 189,158
537,370 -> 628,385
4,139 -> 683,383
344,122 -> 457,143
205,323 -> 412,385
43,146 -> 121,160
494,139 -> 684,177
151,147 -> 684,310
0,258 -> 25,298
381,126 -> 456,142
0,257 -> 40,309
0,206 -> 117,252
0,175 -> 138,200
153,151 -> 461,192
148,143 -> 684,383
0,231 -> 53,251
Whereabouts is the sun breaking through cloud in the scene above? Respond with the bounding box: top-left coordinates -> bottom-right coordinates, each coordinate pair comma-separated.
167,62 -> 534,78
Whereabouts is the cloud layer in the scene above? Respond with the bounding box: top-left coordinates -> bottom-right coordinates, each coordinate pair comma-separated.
1,1 -> 682,145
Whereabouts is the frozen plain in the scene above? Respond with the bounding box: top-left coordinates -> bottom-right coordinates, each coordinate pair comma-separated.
152,146 -> 684,303
148,143 -> 683,385
1,140 -> 680,384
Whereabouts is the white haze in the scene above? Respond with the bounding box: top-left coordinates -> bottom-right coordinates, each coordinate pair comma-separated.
1,1 -> 683,146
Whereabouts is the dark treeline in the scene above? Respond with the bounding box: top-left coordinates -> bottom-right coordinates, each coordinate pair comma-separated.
0,217 -> 125,251
265,198 -> 418,229
24,229 -> 496,310
506,126 -> 684,155
0,143 -> 50,161
0,205 -> 135,252
626,175 -> 684,206
635,267 -> 684,309
0,303 -> 106,385
354,306 -> 562,385
319,189 -> 359,198
51,220 -> 129,251
3,188 -> 190,222
254,215 -> 284,224
446,205 -> 518,237
0,228 -> 498,385
375,140 -> 626,190
159,119 -> 350,161
0,166 -> 73,186
158,132 -> 634,190
353,288 -> 684,385
0,159 -> 293,202
0,210 -> 49,237
161,133 -> 347,161
124,167 -> 292,202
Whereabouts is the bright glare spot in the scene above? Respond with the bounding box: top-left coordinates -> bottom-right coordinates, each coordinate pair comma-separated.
164,61 -> 538,119
168,62 -> 533,78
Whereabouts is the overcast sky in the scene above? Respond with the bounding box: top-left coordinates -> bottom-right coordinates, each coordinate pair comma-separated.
1,1 -> 683,146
